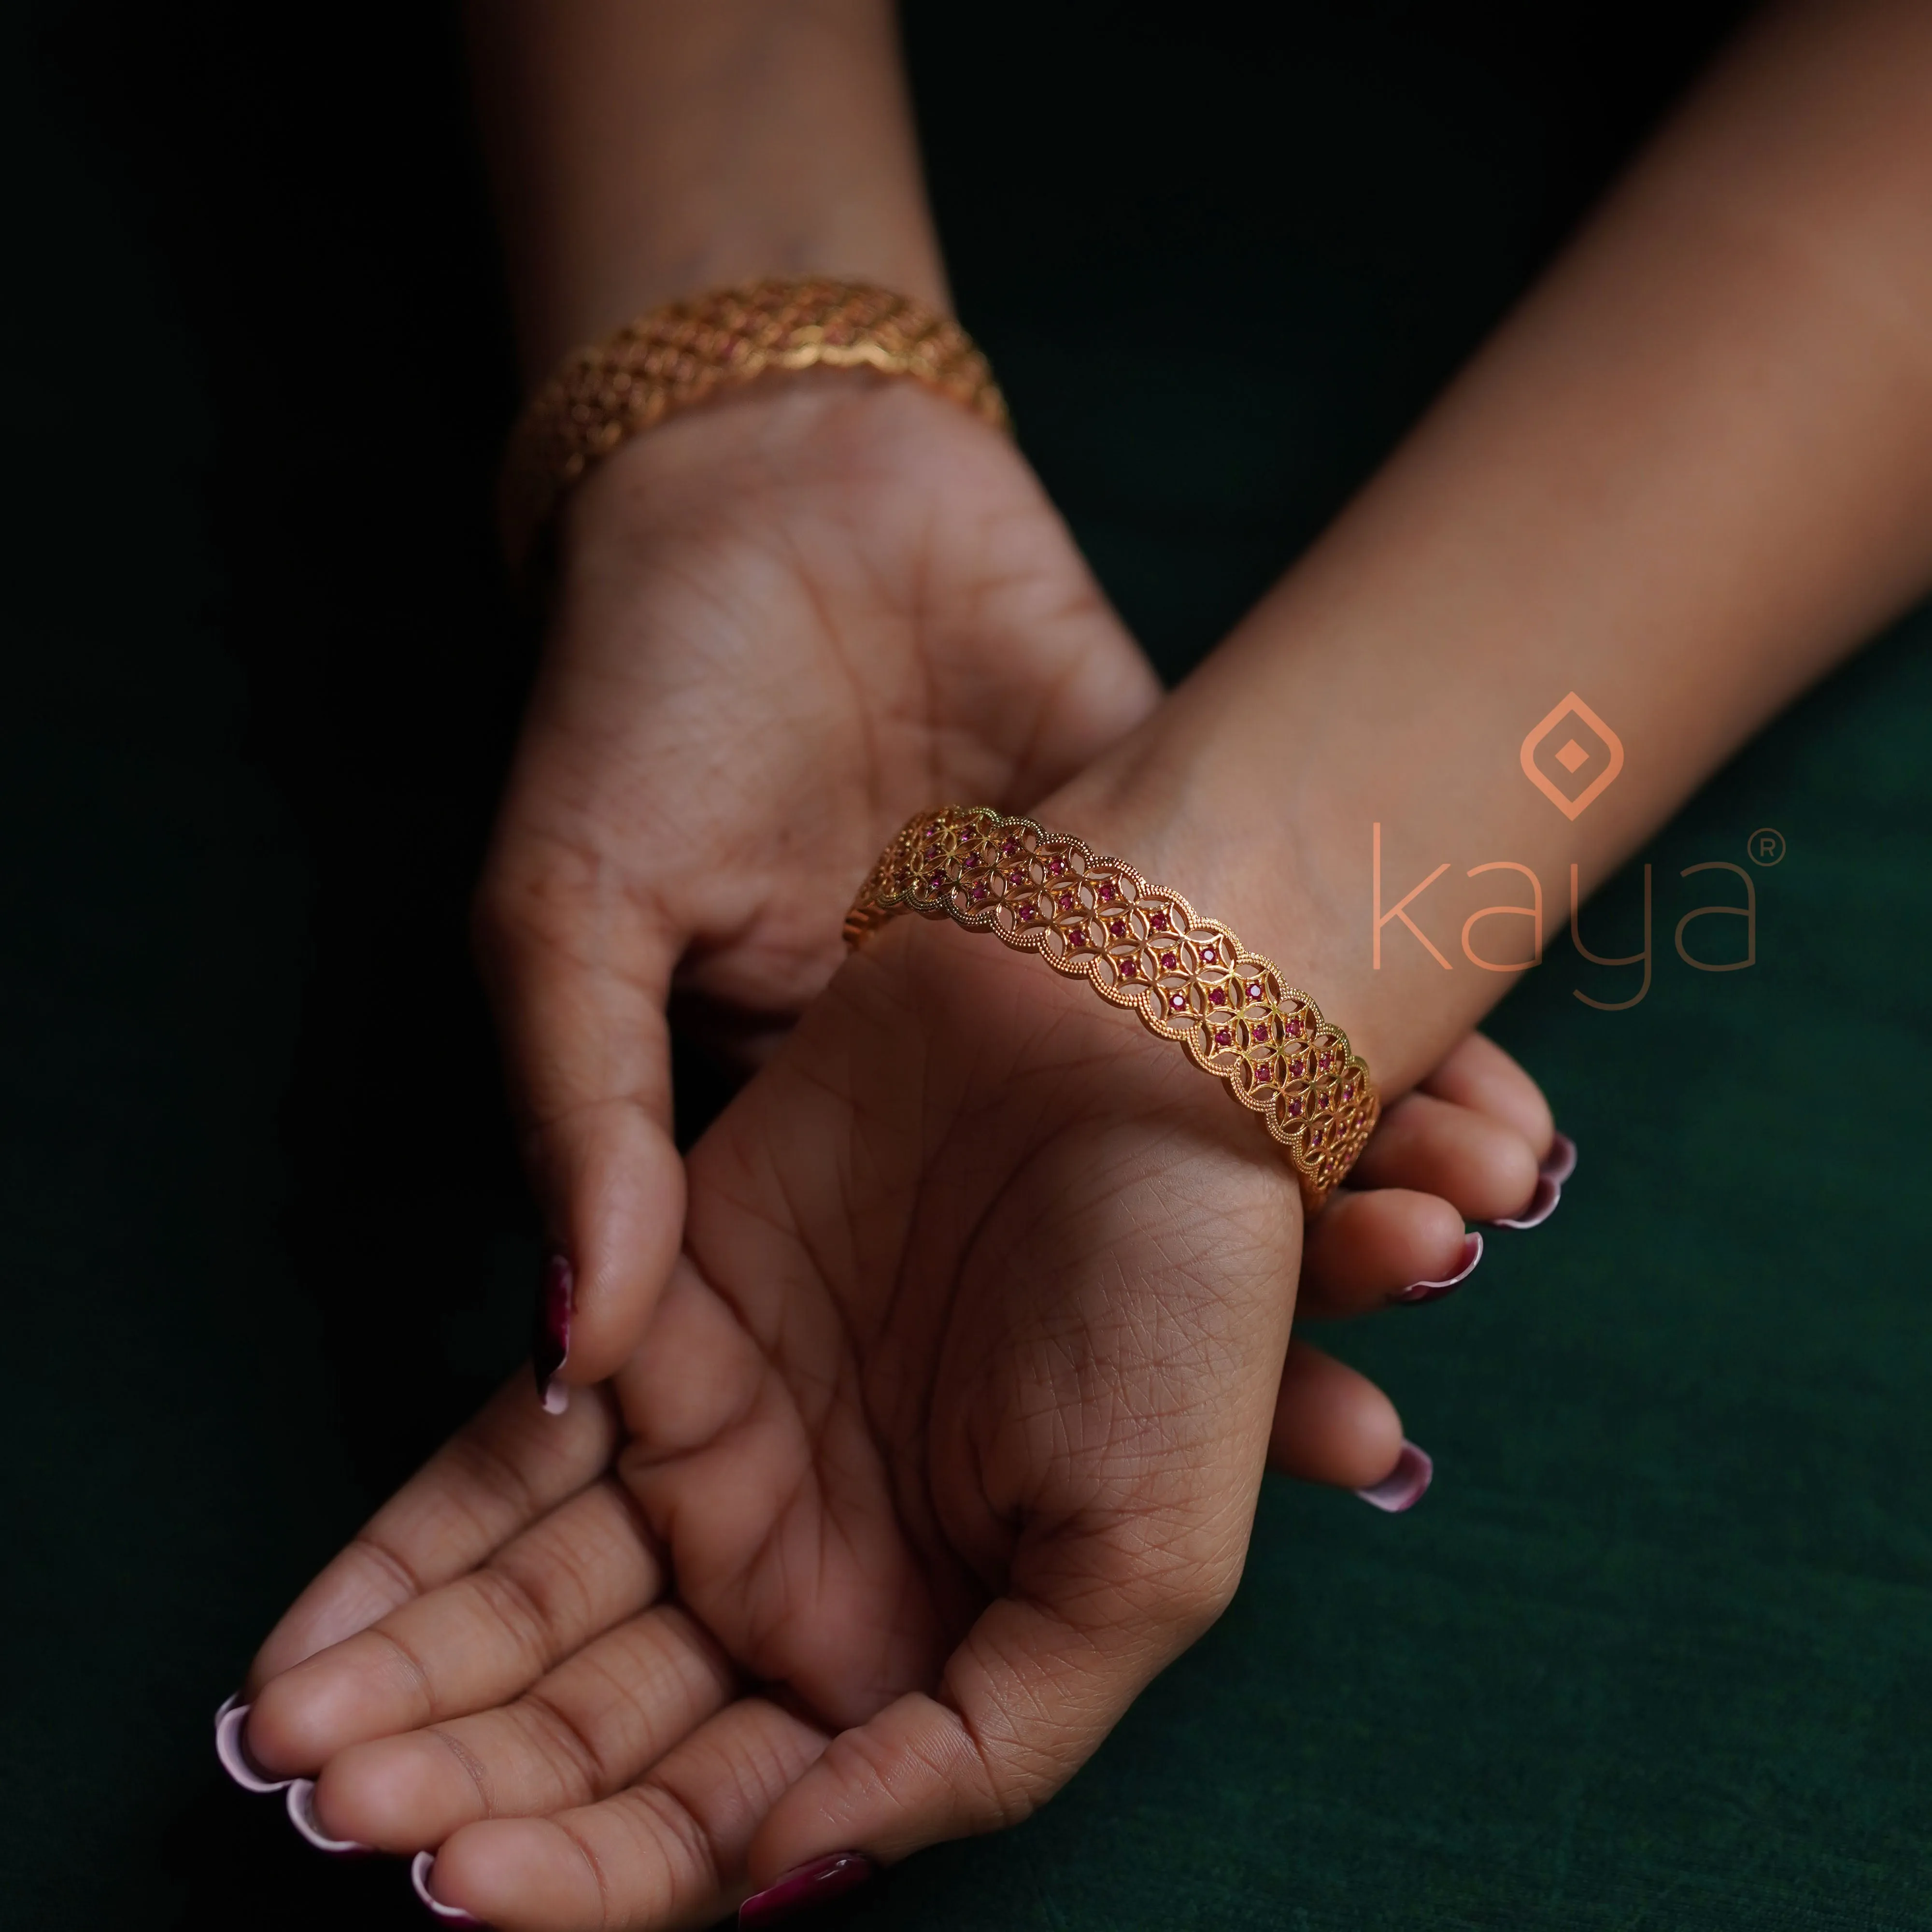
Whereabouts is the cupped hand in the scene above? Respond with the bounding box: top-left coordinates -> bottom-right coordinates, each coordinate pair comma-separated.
475,373 -> 1163,1389
235,913 -> 1560,1930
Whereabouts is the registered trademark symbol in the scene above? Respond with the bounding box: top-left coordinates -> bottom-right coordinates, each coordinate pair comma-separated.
1746,827 -> 1786,867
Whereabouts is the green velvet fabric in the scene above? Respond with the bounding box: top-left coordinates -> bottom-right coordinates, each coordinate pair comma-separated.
5,3 -> 1925,1927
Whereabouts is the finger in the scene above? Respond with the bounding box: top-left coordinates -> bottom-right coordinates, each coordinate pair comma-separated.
246,1376 -> 619,1690
1419,1032 -> 1575,1222
474,836 -> 686,1394
312,1604 -> 736,1852
745,1515 -> 1232,1877
1297,1185 -> 1479,1317
418,1697 -> 832,1932
1347,1090 -> 1539,1223
1418,1032 -> 1556,1157
1264,1340 -> 1408,1491
249,1475 -> 662,1779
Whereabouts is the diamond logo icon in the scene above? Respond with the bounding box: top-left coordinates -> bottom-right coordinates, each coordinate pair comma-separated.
1520,693 -> 1625,820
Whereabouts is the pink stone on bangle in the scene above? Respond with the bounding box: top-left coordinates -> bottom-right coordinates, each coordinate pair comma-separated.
844,806 -> 1380,1212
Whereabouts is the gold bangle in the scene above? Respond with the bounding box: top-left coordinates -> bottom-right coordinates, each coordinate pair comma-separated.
500,276 -> 1010,568
845,808 -> 1379,1212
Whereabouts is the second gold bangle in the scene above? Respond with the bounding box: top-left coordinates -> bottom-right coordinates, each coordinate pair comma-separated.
845,808 -> 1379,1212
500,277 -> 1009,568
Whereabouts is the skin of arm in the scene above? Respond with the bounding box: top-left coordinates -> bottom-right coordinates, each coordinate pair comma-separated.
467,0 -> 950,375
1054,0 -> 1932,1092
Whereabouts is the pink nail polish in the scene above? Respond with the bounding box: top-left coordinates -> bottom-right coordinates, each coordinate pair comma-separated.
532,1250 -> 572,1412
286,1778 -> 373,1854
1395,1230 -> 1483,1304
1355,1440 -> 1434,1514
739,1851 -> 878,1927
213,1693 -> 294,1794
1493,1173 -> 1561,1230
1539,1131 -> 1577,1185
412,1850 -> 486,1925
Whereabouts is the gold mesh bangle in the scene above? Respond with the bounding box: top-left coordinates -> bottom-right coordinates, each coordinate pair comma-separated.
845,808 -> 1380,1212
500,277 -> 1010,567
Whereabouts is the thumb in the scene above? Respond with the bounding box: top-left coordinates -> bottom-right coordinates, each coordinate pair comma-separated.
744,1514 -> 1237,1878
473,839 -> 686,1400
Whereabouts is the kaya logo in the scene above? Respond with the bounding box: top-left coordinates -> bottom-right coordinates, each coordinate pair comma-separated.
1372,696 -> 1769,1008
1521,691 -> 1623,820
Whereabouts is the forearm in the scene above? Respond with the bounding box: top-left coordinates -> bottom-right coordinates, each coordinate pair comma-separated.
466,0 -> 946,379
1052,0 -> 1932,1094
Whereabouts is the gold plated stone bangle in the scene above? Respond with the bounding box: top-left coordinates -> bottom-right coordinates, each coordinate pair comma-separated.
500,277 -> 1010,567
845,807 -> 1379,1212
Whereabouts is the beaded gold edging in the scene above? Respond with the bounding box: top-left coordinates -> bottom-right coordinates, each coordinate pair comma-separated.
501,277 -> 1010,567
844,807 -> 1378,1212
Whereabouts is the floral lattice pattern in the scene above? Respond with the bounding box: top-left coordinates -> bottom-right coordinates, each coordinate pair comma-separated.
844,807 -> 1379,1212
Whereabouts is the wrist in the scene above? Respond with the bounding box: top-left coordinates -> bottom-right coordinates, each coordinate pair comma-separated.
550,369 -> 995,572
506,278 -> 1008,571
1033,729 -> 1481,1101
516,240 -> 952,390
1034,746 -> 1341,1003
848,805 -> 1378,1207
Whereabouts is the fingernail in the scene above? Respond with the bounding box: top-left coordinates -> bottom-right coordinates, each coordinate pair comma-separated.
1539,1131 -> 1577,1186
286,1777 -> 373,1854
532,1250 -> 572,1413
412,1850 -> 487,1925
1493,1173 -> 1560,1230
1355,1440 -> 1434,1514
739,1851 -> 878,1927
214,1693 -> 294,1794
1395,1230 -> 1483,1304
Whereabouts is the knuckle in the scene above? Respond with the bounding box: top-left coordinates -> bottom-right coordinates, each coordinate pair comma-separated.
614,1779 -> 721,1898
463,1565 -> 557,1672
815,1720 -> 980,1830
495,1525 -> 602,1647
1120,1530 -> 1244,1640
513,1688 -> 610,1801
438,1425 -> 543,1530
426,1721 -> 497,1813
1172,1551 -> 1242,1632
342,1530 -> 428,1605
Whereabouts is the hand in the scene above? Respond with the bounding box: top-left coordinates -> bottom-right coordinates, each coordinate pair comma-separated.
475,373 -> 1546,1394
477,373 -> 1163,1388
233,914 -> 1561,1930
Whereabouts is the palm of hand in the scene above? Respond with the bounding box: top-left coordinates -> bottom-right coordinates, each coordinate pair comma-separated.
483,373 -> 1157,1072
480,373 -> 1160,1386
247,923 -> 1291,1930
626,921 -> 1287,1738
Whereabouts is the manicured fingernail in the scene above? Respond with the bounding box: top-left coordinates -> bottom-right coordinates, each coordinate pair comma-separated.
1396,1230 -> 1483,1304
1539,1131 -> 1577,1186
1493,1173 -> 1560,1230
1355,1440 -> 1433,1514
739,1851 -> 878,1927
214,1693 -> 294,1794
412,1850 -> 486,1925
286,1778 -> 372,1854
532,1250 -> 572,1413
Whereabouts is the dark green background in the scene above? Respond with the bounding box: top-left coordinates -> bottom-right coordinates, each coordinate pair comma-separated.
5,2 -> 1926,1927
